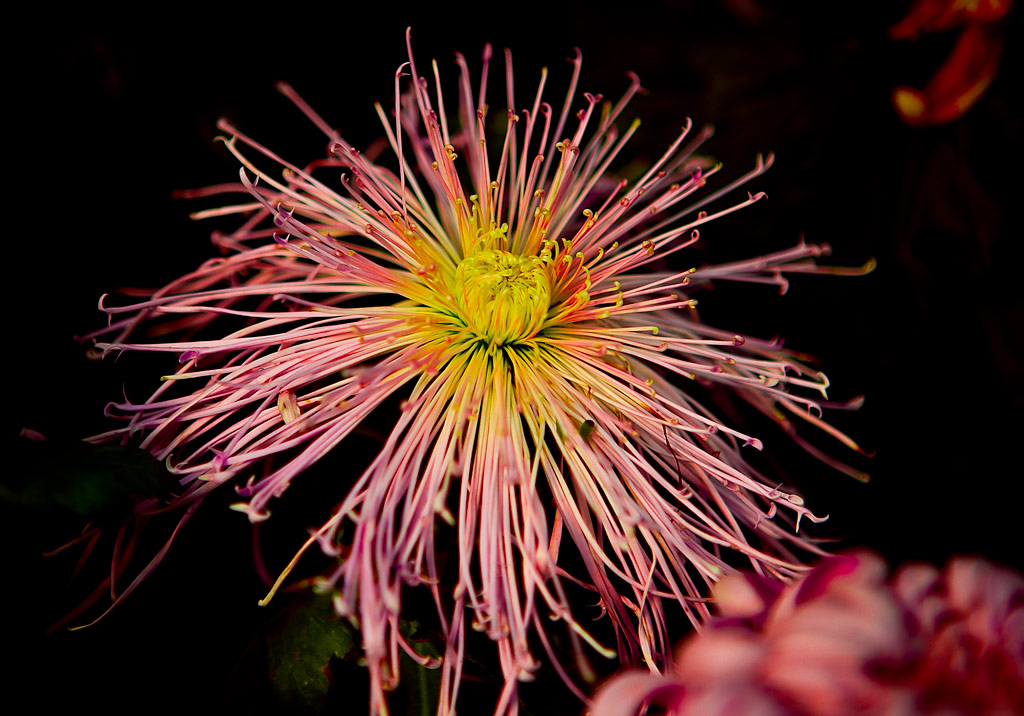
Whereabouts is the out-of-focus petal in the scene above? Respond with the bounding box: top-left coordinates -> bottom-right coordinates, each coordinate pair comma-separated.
675,629 -> 764,684
791,552 -> 885,605
893,23 -> 1005,126
711,572 -> 782,620
944,556 -> 1024,625
890,0 -> 1012,39
680,688 -> 788,716
588,672 -> 684,716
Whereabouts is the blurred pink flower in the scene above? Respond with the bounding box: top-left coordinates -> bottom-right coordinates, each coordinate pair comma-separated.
591,552 -> 1024,715
81,31 -> 869,714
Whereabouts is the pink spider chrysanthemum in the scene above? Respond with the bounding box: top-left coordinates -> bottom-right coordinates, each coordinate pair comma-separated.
85,32 -> 869,715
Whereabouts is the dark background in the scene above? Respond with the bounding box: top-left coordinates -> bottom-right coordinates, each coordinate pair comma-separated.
7,2 -> 1022,714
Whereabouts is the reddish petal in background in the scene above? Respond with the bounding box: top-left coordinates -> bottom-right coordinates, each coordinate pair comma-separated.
893,24 -> 1006,126
890,0 -> 1011,39
890,0 -> 1012,126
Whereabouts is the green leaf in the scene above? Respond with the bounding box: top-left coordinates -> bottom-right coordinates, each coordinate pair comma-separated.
1,436 -> 178,523
267,592 -> 358,713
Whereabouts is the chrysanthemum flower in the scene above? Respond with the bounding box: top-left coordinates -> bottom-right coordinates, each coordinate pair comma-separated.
591,552 -> 1024,716
86,32 -> 868,714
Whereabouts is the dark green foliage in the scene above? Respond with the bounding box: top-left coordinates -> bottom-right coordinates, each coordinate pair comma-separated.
267,592 -> 359,712
2,435 -> 177,523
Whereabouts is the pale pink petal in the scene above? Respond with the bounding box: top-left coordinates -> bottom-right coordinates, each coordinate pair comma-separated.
588,672 -> 684,716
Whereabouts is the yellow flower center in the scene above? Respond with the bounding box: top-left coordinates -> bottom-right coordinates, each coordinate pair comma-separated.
454,249 -> 551,346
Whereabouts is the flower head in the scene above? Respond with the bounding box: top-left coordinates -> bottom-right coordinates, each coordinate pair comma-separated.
86,31 -> 868,714
591,553 -> 1024,716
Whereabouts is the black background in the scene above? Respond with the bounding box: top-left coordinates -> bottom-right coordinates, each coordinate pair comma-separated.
7,2 -> 1022,714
